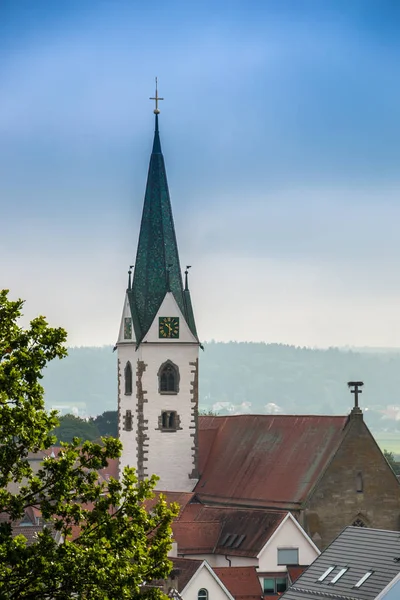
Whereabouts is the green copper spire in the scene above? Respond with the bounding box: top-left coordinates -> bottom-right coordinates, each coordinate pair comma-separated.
129,112 -> 198,345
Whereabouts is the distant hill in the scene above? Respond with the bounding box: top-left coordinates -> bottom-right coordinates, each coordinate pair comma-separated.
42,342 -> 400,434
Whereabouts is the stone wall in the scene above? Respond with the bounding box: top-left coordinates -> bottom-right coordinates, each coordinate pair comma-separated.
304,411 -> 400,548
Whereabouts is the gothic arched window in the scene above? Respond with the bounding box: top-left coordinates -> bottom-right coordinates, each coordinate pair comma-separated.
353,517 -> 366,527
124,361 -> 133,395
198,589 -> 208,600
158,361 -> 179,394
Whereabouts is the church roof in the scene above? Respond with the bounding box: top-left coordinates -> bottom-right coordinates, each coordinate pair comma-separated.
129,114 -> 197,345
196,415 -> 349,507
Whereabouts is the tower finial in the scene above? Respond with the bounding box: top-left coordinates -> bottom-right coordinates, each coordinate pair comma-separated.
128,265 -> 134,291
185,265 -> 192,291
150,77 -> 164,115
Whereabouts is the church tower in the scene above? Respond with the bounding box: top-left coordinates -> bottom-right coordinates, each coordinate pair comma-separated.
116,88 -> 200,492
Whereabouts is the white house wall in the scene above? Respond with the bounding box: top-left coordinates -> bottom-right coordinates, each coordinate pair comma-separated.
257,515 -> 319,575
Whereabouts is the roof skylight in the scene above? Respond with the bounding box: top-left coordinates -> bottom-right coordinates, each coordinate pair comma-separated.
331,568 -> 348,583
317,566 -> 335,582
354,572 -> 373,588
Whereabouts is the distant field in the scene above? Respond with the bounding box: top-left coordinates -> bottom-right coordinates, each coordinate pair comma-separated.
375,433 -> 400,457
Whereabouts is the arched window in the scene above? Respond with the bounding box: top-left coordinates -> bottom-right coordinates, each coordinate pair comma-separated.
158,361 -> 179,394
356,472 -> 363,493
198,589 -> 208,600
162,411 -> 177,430
124,361 -> 132,395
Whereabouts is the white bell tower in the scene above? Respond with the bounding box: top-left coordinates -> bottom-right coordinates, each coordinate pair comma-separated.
116,88 -> 200,492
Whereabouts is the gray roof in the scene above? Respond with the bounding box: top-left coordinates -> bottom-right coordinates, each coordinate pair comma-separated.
281,526 -> 400,600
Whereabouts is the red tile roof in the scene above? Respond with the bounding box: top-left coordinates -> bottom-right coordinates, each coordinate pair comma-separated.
214,567 -> 263,600
174,506 -> 286,557
173,521 -> 221,553
197,415 -> 348,507
287,565 -> 307,584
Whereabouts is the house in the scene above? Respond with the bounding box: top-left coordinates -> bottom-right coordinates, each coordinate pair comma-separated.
281,526 -> 400,599
1,507 -> 61,546
171,503 -> 318,596
164,558 -> 236,600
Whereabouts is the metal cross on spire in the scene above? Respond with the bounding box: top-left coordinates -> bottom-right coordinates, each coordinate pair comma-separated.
150,77 -> 164,114
347,381 -> 364,409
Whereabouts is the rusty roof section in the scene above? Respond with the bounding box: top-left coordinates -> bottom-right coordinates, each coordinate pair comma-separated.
197,415 -> 348,507
213,566 -> 263,600
174,505 -> 286,557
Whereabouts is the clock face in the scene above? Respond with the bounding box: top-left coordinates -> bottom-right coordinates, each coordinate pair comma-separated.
159,317 -> 180,339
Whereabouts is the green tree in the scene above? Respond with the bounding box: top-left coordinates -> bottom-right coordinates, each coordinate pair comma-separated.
384,449 -> 400,475
93,410 -> 118,437
0,290 -> 178,599
53,414 -> 101,443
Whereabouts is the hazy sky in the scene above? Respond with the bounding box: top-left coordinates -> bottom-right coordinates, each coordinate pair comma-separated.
1,0 -> 400,347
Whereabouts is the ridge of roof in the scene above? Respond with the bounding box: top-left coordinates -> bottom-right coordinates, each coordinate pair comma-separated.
199,414 -> 350,420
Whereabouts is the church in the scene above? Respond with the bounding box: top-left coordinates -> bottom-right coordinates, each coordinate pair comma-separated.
115,89 -> 400,550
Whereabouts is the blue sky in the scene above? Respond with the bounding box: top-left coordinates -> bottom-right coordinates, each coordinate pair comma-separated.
1,0 -> 400,347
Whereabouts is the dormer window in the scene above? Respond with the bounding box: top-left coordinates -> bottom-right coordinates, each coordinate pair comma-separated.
158,361 -> 179,394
